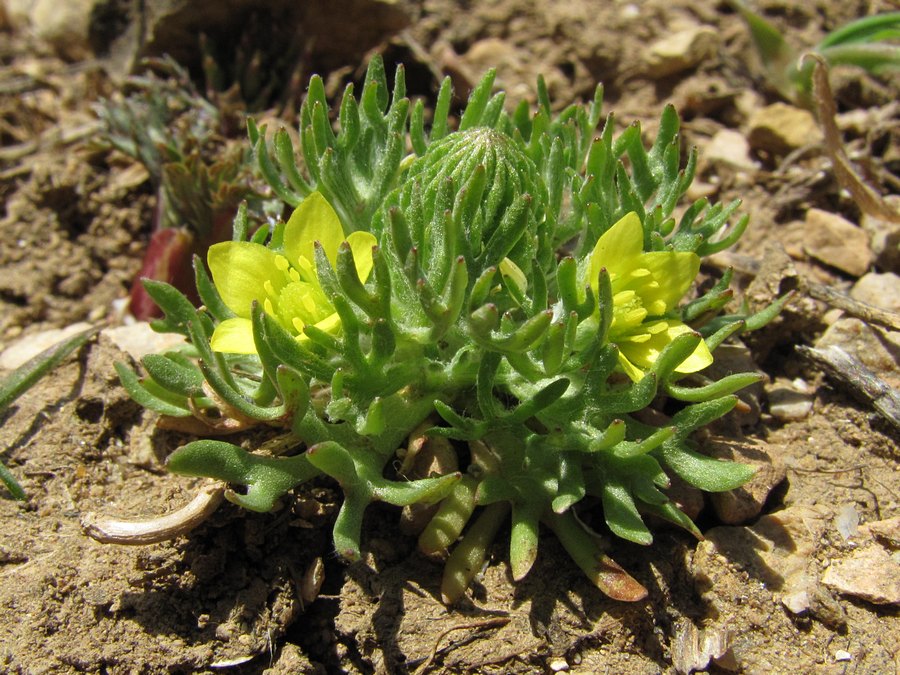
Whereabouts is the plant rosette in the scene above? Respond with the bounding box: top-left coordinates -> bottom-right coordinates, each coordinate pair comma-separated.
107,58 -> 789,603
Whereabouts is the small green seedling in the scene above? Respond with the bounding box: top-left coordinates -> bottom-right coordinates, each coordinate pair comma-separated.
0,327 -> 97,500
730,1 -> 900,106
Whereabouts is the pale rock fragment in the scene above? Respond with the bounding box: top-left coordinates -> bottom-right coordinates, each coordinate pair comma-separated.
861,516 -> 900,548
815,317 -> 900,391
822,545 -> 900,605
29,0 -> 95,59
693,505 -> 829,616
101,322 -> 186,362
671,619 -> 735,675
860,196 -> 900,274
802,208 -> 873,277
834,504 -> 859,542
850,272 -> 900,313
643,26 -> 719,78
747,103 -> 823,156
766,378 -> 813,422
703,129 -> 758,172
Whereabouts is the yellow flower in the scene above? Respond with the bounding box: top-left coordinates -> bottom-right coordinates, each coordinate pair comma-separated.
208,192 -> 376,354
586,212 -> 713,382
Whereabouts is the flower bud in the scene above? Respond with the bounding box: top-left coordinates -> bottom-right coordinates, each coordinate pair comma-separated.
398,127 -> 546,271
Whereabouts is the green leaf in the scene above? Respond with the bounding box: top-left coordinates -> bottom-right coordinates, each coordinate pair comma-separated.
601,481 -> 653,545
167,440 -> 316,512
141,354 -> 204,397
658,442 -> 756,492
115,362 -> 191,417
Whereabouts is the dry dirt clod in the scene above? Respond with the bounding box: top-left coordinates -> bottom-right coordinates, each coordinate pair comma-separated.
802,208 -> 873,277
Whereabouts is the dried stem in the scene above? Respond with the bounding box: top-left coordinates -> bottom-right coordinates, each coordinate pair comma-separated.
81,483 -> 224,544
798,344 -> 900,431
807,53 -> 900,224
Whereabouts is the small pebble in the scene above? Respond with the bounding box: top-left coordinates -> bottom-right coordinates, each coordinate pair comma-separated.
835,504 -> 859,542
834,650 -> 852,662
549,658 -> 569,672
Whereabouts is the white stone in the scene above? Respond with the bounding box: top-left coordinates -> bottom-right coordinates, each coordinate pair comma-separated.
0,322 -> 93,371
100,322 -> 186,362
767,383 -> 813,422
704,129 -> 758,172
549,658 -> 569,672
834,504 -> 859,542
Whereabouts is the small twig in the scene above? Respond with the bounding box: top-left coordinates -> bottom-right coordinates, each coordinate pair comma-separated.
81,483 -> 224,544
705,252 -> 900,331
797,344 -> 900,431
806,54 -> 900,225
806,282 -> 900,331
411,616 -> 511,675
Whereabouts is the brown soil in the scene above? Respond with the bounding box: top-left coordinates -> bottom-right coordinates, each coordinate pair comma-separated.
1,1 -> 898,673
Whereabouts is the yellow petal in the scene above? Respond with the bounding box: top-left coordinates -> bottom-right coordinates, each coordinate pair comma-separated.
588,212 -> 644,287
210,317 -> 257,354
346,231 -> 377,281
310,311 -> 342,335
620,321 -> 713,377
284,192 -> 345,269
672,329 -> 713,374
639,250 -> 700,311
277,281 -> 334,326
208,242 -> 286,319
617,350 -> 646,383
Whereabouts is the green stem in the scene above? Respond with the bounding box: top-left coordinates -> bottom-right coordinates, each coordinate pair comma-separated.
418,475 -> 479,557
544,511 -> 647,601
441,501 -> 510,604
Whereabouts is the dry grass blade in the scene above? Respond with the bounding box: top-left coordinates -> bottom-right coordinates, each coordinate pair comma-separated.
807,54 -> 900,224
0,325 -> 98,500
